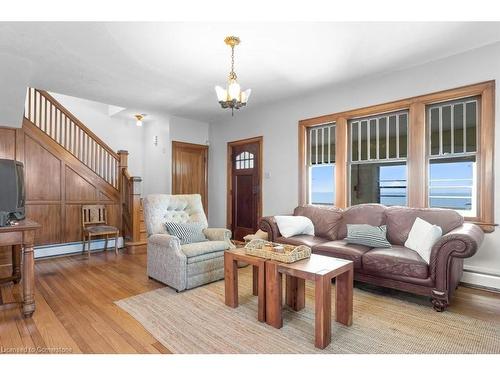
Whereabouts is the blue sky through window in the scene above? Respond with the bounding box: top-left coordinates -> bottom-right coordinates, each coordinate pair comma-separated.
429,159 -> 474,211
310,164 -> 335,204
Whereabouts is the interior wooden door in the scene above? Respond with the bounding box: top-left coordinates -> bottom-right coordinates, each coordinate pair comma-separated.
228,137 -> 262,241
172,141 -> 209,214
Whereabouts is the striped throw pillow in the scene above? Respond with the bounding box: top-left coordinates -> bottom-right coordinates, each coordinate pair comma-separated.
165,222 -> 208,245
345,224 -> 391,248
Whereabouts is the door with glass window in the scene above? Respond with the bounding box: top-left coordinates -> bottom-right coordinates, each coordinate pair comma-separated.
228,137 -> 262,241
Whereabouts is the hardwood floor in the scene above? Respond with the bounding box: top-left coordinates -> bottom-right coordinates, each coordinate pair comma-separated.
0,248 -> 170,354
1,249 -> 499,354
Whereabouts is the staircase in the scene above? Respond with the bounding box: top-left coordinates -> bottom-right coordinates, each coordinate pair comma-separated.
23,88 -> 145,250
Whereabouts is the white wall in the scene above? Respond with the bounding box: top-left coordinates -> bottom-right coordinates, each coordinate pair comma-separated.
50,92 -> 145,177
50,93 -> 210,198
142,115 -> 209,196
163,116 -> 210,196
209,42 -> 500,288
0,53 -> 33,128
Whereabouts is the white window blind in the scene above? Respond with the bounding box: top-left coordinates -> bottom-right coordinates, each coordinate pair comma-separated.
349,110 -> 408,163
308,123 -> 335,165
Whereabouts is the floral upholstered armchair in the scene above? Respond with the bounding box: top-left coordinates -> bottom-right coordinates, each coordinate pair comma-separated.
143,194 -> 234,291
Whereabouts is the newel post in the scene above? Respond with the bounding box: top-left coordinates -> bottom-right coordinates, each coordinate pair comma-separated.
131,177 -> 143,243
117,149 -> 129,172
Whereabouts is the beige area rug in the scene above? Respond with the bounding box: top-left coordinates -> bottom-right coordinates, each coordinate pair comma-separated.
115,269 -> 500,354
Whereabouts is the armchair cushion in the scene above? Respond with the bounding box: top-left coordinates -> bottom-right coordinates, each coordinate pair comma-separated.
181,241 -> 231,258
203,227 -> 233,242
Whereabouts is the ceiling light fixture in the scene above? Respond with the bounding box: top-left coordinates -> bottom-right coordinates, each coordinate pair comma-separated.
215,36 -> 251,116
135,114 -> 146,127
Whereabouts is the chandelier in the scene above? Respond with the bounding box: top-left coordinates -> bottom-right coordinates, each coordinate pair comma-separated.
215,36 -> 251,116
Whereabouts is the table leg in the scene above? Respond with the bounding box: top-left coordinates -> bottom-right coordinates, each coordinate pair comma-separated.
335,267 -> 353,326
286,275 -> 305,311
265,261 -> 282,328
224,252 -> 238,308
22,245 -> 35,318
12,245 -> 22,284
257,261 -> 266,322
252,265 -> 258,296
315,274 -> 331,349
114,232 -> 119,255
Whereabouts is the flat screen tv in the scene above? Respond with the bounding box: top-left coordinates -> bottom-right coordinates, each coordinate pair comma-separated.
0,159 -> 25,223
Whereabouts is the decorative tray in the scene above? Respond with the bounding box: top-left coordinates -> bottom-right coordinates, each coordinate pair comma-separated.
244,239 -> 311,263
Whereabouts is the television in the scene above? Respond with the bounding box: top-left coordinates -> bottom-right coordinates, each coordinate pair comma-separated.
0,159 -> 25,224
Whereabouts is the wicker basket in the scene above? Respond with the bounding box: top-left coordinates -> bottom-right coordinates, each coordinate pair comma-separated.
244,239 -> 311,263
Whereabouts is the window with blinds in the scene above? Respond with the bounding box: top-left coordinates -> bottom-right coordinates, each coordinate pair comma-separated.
348,110 -> 409,206
427,97 -> 478,216
307,123 -> 335,205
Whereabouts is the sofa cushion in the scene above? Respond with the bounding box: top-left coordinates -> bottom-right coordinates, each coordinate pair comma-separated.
312,240 -> 371,269
386,206 -> 463,246
181,240 -> 230,258
293,205 -> 343,240
345,224 -> 391,248
362,246 -> 429,279
276,235 -> 328,248
337,204 -> 386,239
275,215 -> 315,237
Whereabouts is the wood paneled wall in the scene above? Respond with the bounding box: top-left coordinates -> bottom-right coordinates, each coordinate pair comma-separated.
0,122 -> 120,266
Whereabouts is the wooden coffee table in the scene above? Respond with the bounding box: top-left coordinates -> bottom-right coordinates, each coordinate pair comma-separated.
224,247 -> 266,322
265,254 -> 354,349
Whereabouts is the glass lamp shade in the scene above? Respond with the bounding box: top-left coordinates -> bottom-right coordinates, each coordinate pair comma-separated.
241,89 -> 252,104
215,85 -> 227,102
136,120 -> 143,127
228,79 -> 241,101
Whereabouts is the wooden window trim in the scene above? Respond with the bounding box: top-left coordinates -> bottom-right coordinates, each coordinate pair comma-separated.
298,81 -> 495,232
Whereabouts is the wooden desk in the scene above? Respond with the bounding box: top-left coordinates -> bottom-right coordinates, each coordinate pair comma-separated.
0,219 -> 41,318
265,254 -> 354,349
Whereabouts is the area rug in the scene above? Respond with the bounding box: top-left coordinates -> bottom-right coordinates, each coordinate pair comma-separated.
115,269 -> 500,354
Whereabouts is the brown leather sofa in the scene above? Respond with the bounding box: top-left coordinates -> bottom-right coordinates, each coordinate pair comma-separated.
259,204 -> 484,311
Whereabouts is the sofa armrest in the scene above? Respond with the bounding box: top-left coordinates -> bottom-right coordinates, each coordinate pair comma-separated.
259,216 -> 281,242
203,228 -> 235,248
429,223 -> 484,284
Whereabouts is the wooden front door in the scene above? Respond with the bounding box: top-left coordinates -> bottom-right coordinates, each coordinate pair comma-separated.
172,141 -> 209,214
228,137 -> 262,241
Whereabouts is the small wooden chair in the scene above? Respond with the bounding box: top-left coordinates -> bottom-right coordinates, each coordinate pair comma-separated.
82,205 -> 119,257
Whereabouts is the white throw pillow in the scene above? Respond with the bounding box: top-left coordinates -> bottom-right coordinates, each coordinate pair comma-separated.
275,215 -> 315,238
404,217 -> 442,264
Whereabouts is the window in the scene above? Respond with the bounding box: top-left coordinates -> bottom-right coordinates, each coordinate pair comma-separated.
298,81 -> 494,231
235,151 -> 254,170
307,123 -> 335,205
349,111 -> 408,206
427,97 -> 479,217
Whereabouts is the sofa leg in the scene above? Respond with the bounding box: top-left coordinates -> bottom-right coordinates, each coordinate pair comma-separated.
431,290 -> 449,312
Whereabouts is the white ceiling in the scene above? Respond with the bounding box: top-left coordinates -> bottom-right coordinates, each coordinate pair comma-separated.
1,22 -> 500,122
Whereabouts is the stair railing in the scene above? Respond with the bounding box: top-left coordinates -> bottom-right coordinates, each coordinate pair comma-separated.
118,151 -> 143,245
24,88 -> 120,189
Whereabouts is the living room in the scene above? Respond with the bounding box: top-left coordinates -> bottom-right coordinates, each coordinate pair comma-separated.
1,0 -> 499,373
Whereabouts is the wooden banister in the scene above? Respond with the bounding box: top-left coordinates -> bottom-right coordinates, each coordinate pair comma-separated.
24,87 -> 120,189
38,90 -> 119,160
119,150 -> 143,245
24,88 -> 145,249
